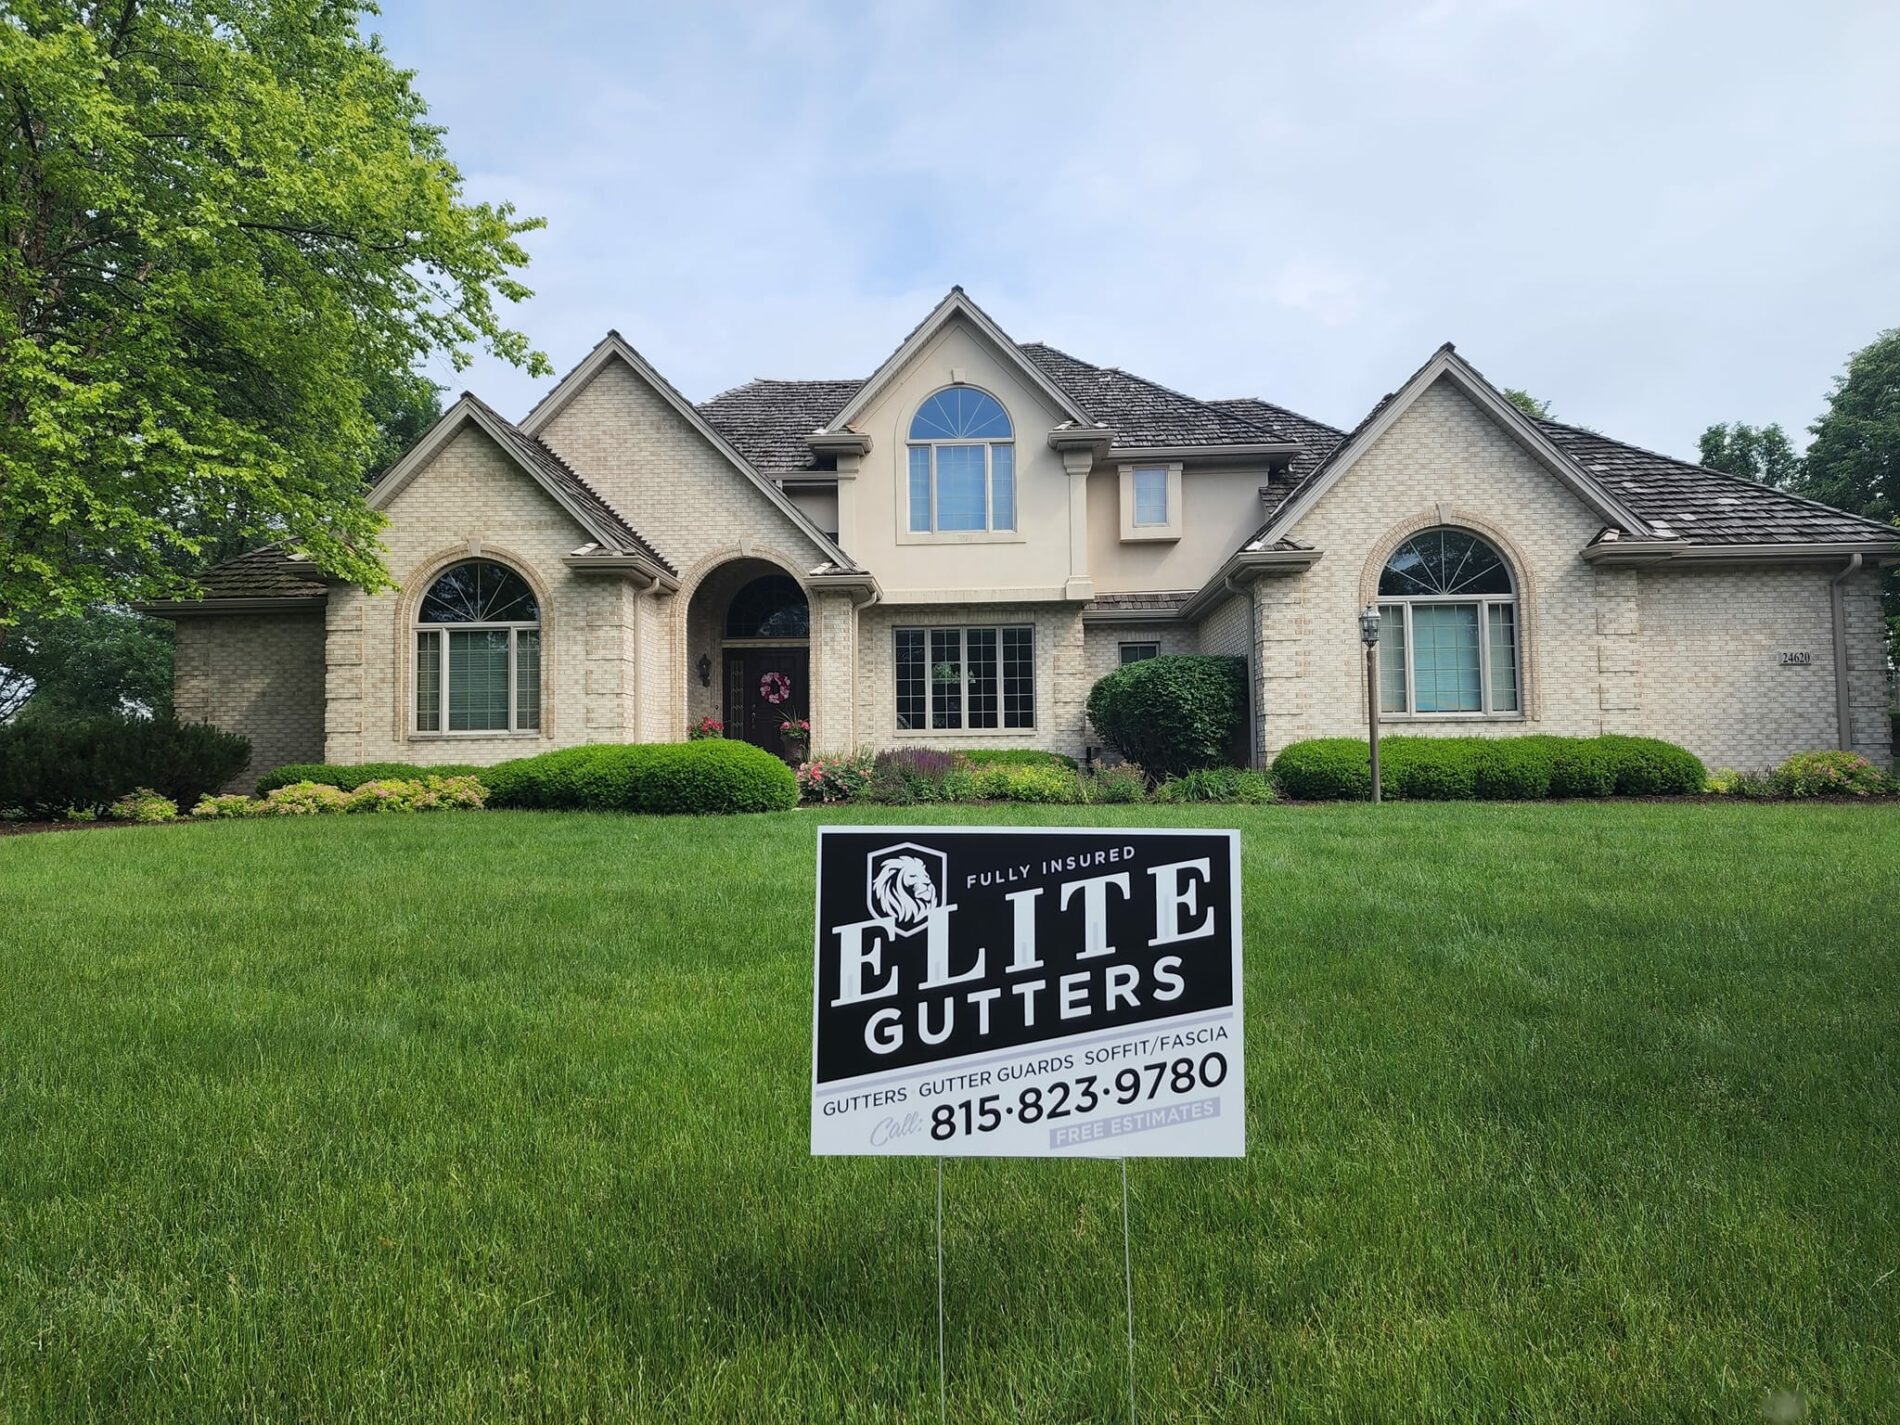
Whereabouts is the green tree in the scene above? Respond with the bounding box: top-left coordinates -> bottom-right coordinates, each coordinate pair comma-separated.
1696,422 -> 1801,488
0,608 -> 173,722
1795,330 -> 1900,663
1504,388 -> 1553,419
1,0 -> 548,638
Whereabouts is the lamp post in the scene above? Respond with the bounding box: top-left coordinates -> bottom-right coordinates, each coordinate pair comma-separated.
1358,604 -> 1382,804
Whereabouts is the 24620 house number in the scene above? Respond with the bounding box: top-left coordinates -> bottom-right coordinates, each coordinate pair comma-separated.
1779,651 -> 1812,666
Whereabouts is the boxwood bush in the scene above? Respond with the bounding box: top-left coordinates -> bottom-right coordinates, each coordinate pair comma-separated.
256,761 -> 482,795
1271,734 -> 1704,801
1086,655 -> 1247,780
0,716 -> 250,818
484,741 -> 796,814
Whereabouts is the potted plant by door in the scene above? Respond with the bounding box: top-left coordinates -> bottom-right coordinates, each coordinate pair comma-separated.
778,716 -> 812,763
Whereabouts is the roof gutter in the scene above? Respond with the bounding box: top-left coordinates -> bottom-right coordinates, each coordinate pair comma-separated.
561,549 -> 681,592
1177,546 -> 1322,623
1106,441 -> 1301,465
1830,553 -> 1862,751
1581,537 -> 1899,566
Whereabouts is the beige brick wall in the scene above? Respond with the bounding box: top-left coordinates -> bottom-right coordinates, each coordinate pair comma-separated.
1247,377 -> 1893,770
173,611 -> 326,789
855,602 -> 1090,757
1635,564 -> 1889,771
323,424 -> 658,766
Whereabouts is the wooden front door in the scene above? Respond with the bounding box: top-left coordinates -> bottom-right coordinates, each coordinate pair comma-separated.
724,647 -> 810,759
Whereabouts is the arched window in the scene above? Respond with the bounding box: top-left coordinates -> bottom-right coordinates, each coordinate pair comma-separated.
907,387 -> 1015,533
414,560 -> 541,733
725,574 -> 809,639
1375,528 -> 1519,715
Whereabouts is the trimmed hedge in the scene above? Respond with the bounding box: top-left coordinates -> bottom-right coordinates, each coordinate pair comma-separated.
484,741 -> 797,814
1086,655 -> 1247,780
0,716 -> 250,818
257,761 -> 482,796
1271,734 -> 1705,801
956,747 -> 1078,771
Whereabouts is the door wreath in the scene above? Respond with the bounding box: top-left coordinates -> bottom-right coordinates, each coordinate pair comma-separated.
759,670 -> 793,704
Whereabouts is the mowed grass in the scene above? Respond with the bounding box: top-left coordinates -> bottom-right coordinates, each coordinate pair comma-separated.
1,803 -> 1897,1423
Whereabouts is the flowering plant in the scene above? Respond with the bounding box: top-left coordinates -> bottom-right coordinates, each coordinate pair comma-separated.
797,749 -> 875,803
689,716 -> 725,741
778,717 -> 811,739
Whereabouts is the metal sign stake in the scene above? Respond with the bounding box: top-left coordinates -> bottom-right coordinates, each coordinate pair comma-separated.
1120,1157 -> 1137,1425
936,1156 -> 948,1425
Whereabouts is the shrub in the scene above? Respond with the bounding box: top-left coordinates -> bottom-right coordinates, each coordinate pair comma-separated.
426,775 -> 488,810
1154,767 -> 1276,804
1269,738 -> 1374,801
865,748 -> 959,805
1087,656 -> 1247,780
798,750 -> 876,804
0,715 -> 250,818
1597,735 -> 1707,796
1385,740 -> 1477,801
1082,763 -> 1148,804
485,741 -> 797,815
108,787 -> 178,823
957,748 -> 1078,771
1773,750 -> 1891,798
967,764 -> 1085,804
257,781 -> 352,815
256,761 -> 481,796
191,793 -> 259,819
1272,734 -> 1705,801
1471,738 -> 1557,800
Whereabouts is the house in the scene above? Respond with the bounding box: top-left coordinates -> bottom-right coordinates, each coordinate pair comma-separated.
146,288 -> 1898,782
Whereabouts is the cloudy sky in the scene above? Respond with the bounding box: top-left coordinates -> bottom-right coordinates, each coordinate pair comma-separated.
373,0 -> 1899,457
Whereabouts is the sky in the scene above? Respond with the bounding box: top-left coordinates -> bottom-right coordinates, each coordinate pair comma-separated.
372,0 -> 1900,457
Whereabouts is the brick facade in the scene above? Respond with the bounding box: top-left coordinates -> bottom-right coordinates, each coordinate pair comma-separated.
167,341 -> 1893,779
173,611 -> 326,789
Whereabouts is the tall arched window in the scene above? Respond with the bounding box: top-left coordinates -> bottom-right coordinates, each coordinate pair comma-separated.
414,560 -> 541,733
1376,528 -> 1519,715
907,386 -> 1015,533
725,574 -> 809,639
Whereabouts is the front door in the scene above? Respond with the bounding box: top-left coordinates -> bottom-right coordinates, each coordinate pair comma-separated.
724,647 -> 810,760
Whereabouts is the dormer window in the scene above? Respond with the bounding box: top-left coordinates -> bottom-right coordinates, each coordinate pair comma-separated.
1119,463 -> 1183,541
906,387 -> 1015,533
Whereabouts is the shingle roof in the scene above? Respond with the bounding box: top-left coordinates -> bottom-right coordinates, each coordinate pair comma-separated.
1019,344 -> 1294,449
1536,420 -> 1900,546
464,395 -> 677,572
698,378 -> 863,473
189,545 -> 331,600
1208,397 -> 1347,531
1085,590 -> 1197,615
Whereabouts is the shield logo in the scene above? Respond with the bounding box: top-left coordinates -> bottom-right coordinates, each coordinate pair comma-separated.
865,841 -> 949,938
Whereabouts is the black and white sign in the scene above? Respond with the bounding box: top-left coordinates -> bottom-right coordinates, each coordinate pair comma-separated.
810,827 -> 1244,1157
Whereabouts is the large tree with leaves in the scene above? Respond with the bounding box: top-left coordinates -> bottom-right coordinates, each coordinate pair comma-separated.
1,0 -> 548,636
1696,422 -> 1801,488
1795,329 -> 1900,661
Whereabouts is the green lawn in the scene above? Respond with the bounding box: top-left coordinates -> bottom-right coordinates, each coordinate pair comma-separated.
1,804 -> 1896,1422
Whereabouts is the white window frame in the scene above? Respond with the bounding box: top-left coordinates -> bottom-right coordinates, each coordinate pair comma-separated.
893,624 -> 1036,734
1376,594 -> 1521,719
905,439 -> 1016,536
1118,463 -> 1183,542
414,619 -> 542,736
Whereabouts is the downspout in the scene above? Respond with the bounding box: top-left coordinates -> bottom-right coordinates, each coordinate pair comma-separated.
1225,572 -> 1259,769
1830,553 -> 1862,751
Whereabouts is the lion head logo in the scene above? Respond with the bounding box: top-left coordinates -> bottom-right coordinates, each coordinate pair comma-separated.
866,843 -> 947,936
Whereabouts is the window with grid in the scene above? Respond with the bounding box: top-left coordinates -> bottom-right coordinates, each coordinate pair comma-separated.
893,625 -> 1035,730
1374,528 -> 1519,716
905,387 -> 1016,533
414,560 -> 542,734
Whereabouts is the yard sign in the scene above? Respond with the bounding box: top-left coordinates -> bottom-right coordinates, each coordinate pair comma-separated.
811,827 -> 1244,1157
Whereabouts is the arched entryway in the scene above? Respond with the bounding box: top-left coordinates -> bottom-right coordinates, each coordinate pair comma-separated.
685,558 -> 811,760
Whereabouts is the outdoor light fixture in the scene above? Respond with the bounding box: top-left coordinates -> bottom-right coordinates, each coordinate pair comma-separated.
697,654 -> 712,688
1359,605 -> 1383,805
